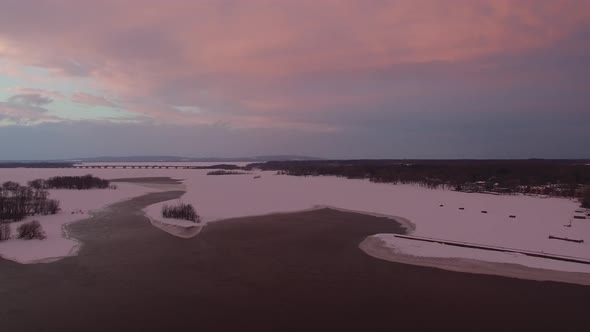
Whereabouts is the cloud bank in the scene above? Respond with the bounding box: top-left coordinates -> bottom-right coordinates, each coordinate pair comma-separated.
0,0 -> 589,158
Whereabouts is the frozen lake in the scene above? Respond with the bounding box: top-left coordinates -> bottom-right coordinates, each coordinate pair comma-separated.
0,166 -> 588,276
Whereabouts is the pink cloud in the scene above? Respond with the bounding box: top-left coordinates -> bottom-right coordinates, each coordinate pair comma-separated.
0,0 -> 588,128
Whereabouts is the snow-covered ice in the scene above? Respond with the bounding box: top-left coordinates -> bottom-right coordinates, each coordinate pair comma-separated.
1,165 -> 589,276
371,235 -> 590,273
139,169 -> 590,274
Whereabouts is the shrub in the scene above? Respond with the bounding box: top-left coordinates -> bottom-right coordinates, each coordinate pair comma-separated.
162,203 -> 200,223
0,223 -> 11,241
17,220 -> 46,240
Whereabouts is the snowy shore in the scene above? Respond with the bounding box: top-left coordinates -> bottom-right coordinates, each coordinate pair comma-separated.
0,182 -> 157,263
359,236 -> 590,285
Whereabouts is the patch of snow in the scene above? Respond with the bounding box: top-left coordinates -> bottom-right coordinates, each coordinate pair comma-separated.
144,211 -> 202,239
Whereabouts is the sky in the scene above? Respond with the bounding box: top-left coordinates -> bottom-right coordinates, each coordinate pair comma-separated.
0,0 -> 589,160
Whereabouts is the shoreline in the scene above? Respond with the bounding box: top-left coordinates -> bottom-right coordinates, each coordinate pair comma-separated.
212,204 -> 416,231
142,198 -> 590,284
142,202 -> 416,239
359,235 -> 590,286
0,177 -> 181,264
144,213 -> 202,238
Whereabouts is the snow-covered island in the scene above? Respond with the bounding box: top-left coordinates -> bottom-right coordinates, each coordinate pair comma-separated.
146,201 -> 203,239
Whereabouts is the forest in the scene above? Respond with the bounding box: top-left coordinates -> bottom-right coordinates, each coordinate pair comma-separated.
28,175 -> 111,190
247,159 -> 590,199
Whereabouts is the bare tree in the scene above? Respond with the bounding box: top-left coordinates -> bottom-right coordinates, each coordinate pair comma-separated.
1,181 -> 60,222
0,223 -> 11,241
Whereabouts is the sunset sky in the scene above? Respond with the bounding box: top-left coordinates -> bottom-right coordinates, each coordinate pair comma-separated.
1,0 -> 589,160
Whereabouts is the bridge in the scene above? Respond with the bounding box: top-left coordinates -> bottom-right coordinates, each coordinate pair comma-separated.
72,165 -> 199,169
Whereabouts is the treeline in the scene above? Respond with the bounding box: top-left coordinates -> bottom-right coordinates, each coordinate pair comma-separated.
197,164 -> 242,170
207,170 -> 248,176
0,181 -> 60,222
29,175 -> 111,190
0,162 -> 73,168
247,160 -> 590,198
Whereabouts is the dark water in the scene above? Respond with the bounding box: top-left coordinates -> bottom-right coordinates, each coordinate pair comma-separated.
1,190 -> 589,331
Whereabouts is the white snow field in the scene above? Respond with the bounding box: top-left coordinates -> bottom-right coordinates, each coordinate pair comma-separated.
1,165 -> 589,276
